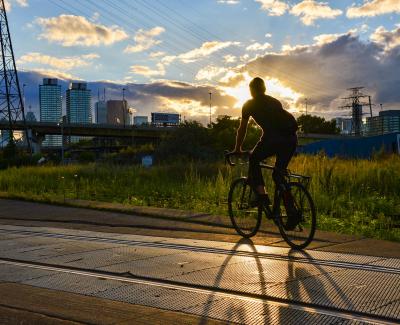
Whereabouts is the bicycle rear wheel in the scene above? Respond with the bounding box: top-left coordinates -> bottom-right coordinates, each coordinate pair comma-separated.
277,182 -> 316,249
228,177 -> 262,238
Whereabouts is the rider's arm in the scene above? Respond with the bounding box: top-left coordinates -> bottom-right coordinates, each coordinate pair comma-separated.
234,116 -> 249,152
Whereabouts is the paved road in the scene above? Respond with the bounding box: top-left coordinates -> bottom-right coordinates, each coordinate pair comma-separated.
0,223 -> 399,324
0,199 -> 400,324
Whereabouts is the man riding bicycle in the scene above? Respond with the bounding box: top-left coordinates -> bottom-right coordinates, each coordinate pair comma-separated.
231,77 -> 299,230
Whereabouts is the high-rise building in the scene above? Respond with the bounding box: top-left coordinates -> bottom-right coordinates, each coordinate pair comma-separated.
366,110 -> 400,136
106,100 -> 129,126
134,116 -> 148,126
335,117 -> 352,135
40,78 -> 62,147
66,82 -> 91,143
95,101 -> 107,124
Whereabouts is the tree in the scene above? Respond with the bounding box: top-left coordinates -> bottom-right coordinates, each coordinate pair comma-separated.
297,114 -> 340,134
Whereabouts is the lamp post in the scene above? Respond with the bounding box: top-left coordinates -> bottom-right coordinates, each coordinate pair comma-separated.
209,91 -> 212,126
122,88 -> 126,128
58,115 -> 66,164
22,83 -> 26,107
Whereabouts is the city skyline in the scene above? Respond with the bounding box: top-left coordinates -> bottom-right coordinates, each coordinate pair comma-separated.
7,0 -> 400,123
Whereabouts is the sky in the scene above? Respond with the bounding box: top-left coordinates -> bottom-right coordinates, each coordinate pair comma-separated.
5,0 -> 400,123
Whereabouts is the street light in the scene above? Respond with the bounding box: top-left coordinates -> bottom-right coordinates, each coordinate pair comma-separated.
57,115 -> 66,164
122,88 -> 126,128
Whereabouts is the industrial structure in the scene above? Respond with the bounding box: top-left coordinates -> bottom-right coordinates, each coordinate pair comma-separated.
0,0 -> 29,150
339,87 -> 372,136
39,78 -> 62,147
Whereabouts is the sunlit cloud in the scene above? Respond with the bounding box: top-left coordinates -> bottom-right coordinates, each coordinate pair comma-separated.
4,0 -> 28,11
246,42 -> 272,51
124,27 -> 165,54
130,63 -> 165,77
24,68 -> 78,80
163,41 -> 240,64
347,0 -> 400,18
223,55 -> 237,63
36,15 -> 128,47
290,0 -> 342,26
17,52 -> 99,70
195,65 -> 227,81
255,0 -> 289,16
370,25 -> 400,51
149,51 -> 166,58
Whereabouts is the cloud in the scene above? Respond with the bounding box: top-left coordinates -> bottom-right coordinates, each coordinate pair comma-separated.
255,0 -> 289,16
195,65 -> 227,81
18,52 -> 99,70
149,51 -> 166,58
246,42 -> 272,51
24,68 -> 78,80
124,27 -> 165,54
130,63 -> 165,77
223,54 -> 237,63
313,30 -> 356,46
290,0 -> 342,25
217,0 -> 240,4
347,0 -> 400,18
35,15 -> 128,47
4,0 -> 28,11
370,25 -> 400,51
241,30 -> 400,114
162,41 -> 240,64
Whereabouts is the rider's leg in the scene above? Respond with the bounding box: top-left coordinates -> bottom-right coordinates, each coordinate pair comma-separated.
248,139 -> 274,205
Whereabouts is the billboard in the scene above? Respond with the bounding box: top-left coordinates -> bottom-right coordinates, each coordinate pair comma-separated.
151,112 -> 180,125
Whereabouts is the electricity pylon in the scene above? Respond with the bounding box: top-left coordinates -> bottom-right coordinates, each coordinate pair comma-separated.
339,87 -> 369,136
0,0 -> 30,151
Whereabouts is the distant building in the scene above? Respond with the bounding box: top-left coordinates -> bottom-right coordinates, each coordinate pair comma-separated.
25,111 -> 36,122
106,100 -> 129,126
151,112 -> 180,126
40,78 -> 62,147
94,101 -> 107,124
66,82 -> 91,143
366,110 -> 400,136
335,117 -> 352,135
133,116 -> 148,126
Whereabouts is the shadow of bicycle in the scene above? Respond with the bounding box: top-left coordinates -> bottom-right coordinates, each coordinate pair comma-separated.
198,240 -> 355,324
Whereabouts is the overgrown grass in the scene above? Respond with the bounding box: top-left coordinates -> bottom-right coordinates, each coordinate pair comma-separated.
0,154 -> 399,241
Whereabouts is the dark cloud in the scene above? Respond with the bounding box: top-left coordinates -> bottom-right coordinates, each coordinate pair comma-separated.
19,71 -> 237,123
244,32 -> 400,115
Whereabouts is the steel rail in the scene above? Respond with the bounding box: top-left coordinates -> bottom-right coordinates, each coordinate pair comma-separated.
0,258 -> 398,325
0,227 -> 399,275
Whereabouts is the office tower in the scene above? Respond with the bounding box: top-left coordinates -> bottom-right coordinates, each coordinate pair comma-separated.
106,100 -> 129,126
95,101 -> 107,124
40,78 -> 62,147
66,82 -> 91,143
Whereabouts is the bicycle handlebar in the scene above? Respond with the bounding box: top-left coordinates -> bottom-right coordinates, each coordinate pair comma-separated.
224,150 -> 310,180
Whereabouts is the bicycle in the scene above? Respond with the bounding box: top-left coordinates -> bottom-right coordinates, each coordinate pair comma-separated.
225,151 -> 316,249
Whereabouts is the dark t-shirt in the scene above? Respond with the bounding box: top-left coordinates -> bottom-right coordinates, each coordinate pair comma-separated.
242,94 -> 298,137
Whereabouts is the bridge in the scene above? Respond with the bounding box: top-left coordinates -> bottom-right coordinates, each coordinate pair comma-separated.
0,121 -> 351,140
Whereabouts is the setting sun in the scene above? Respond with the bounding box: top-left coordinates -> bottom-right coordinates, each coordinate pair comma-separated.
220,73 -> 303,111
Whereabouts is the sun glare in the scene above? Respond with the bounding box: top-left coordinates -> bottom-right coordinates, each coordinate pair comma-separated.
221,73 -> 303,112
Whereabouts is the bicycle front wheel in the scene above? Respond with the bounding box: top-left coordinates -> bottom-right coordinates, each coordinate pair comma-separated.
277,182 -> 316,249
228,177 -> 262,238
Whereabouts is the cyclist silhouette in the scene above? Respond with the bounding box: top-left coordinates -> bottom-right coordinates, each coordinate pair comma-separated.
231,77 -> 299,229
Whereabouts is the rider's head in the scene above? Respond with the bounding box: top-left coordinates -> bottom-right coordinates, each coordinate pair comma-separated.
249,77 -> 266,98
